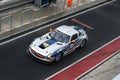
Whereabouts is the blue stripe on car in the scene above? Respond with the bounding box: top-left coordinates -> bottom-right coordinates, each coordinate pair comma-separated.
45,38 -> 57,45
51,44 -> 70,57
39,39 -> 57,49
74,26 -> 82,31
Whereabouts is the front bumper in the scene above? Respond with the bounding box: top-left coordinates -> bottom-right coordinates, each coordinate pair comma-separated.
27,48 -> 54,63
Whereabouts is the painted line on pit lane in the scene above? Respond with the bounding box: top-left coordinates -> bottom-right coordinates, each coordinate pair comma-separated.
45,36 -> 120,80
0,0 -> 115,46
75,36 -> 120,80
75,50 -> 120,80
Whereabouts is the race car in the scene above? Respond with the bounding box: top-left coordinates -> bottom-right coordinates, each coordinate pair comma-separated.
27,19 -> 93,63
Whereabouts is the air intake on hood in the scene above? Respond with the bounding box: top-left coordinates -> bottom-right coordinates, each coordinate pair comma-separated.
39,42 -> 49,49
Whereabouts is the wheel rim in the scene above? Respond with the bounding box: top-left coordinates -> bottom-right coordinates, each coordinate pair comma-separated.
55,53 -> 61,61
81,40 -> 86,48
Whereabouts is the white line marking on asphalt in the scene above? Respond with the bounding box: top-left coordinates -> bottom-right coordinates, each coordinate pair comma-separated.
0,0 -> 116,46
46,36 -> 120,80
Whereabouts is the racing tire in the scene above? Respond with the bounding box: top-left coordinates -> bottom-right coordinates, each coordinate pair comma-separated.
80,39 -> 87,48
54,53 -> 62,62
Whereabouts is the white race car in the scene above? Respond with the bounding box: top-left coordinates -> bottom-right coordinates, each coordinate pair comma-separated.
27,19 -> 93,63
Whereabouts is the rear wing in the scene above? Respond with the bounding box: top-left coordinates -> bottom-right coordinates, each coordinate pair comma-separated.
71,18 -> 94,31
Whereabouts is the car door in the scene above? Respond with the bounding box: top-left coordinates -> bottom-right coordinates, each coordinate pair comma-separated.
63,33 -> 79,55
70,33 -> 79,49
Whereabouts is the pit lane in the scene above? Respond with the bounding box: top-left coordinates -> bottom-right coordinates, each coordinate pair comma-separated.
0,0 -> 120,80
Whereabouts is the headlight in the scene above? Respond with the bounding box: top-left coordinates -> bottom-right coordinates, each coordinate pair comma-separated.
47,53 -> 52,57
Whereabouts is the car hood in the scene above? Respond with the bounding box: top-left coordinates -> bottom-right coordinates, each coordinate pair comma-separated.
30,36 -> 66,57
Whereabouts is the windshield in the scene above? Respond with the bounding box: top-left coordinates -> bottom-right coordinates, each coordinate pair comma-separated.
49,30 -> 70,43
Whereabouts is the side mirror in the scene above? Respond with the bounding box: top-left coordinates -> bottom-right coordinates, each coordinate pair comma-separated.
71,40 -> 75,43
49,28 -> 53,32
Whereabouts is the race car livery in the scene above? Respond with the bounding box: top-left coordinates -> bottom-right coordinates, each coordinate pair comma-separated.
27,19 -> 92,63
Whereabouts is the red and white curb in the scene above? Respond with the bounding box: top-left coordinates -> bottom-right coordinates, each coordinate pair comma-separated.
46,36 -> 120,80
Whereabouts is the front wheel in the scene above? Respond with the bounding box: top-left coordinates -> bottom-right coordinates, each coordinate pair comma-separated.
80,39 -> 87,48
54,53 -> 62,62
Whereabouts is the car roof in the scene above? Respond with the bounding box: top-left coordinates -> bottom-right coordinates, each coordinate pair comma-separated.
56,25 -> 79,36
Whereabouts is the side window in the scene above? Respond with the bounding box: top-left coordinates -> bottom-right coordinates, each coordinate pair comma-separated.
79,32 -> 82,36
71,34 -> 78,40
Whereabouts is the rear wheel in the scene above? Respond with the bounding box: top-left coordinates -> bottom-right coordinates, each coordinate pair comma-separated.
80,39 -> 87,48
54,53 -> 62,62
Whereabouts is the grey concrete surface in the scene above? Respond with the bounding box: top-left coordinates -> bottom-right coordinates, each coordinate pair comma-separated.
0,0 -> 107,40
0,0 -> 33,11
79,51 -> 120,80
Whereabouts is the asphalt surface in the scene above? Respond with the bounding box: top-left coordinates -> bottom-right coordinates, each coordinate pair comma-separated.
0,0 -> 120,80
